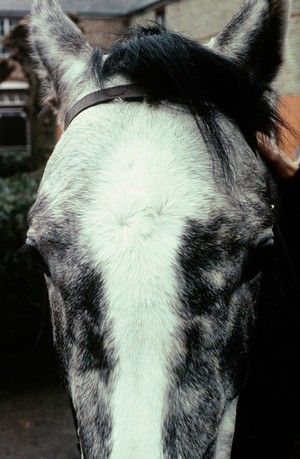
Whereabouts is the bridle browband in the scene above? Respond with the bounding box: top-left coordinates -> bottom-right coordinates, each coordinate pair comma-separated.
64,84 -> 146,130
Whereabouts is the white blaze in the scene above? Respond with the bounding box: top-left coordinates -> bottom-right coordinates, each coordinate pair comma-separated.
74,103 -> 213,458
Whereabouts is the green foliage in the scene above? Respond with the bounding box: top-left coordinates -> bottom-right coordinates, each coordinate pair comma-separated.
0,169 -> 41,244
0,169 -> 47,361
0,150 -> 33,177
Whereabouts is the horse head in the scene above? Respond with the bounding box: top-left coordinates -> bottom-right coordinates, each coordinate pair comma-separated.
27,0 -> 290,457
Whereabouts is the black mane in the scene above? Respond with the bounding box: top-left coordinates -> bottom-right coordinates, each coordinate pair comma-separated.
92,24 -> 283,152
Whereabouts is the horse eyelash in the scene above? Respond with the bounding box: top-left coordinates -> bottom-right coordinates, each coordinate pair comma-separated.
242,238 -> 275,281
20,243 -> 51,277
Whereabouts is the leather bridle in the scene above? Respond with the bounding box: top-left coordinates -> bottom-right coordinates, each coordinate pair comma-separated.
64,84 -> 146,130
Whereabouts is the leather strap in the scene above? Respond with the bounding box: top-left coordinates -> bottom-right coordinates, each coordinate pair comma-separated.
64,84 -> 146,129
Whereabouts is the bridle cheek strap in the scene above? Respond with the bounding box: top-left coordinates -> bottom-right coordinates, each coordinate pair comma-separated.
64,84 -> 145,130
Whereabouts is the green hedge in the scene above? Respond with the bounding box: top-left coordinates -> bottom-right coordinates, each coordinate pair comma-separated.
0,150 -> 33,177
0,170 -> 48,361
0,170 -> 41,244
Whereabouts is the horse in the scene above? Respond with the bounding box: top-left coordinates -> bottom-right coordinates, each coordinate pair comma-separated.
27,0 -> 290,457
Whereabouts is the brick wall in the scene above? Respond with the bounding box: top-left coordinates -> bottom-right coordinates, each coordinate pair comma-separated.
130,0 -> 299,96
276,12 -> 300,96
130,0 -> 300,156
280,95 -> 300,158
165,0 -> 242,41
81,17 -> 128,50
130,8 -> 156,25
6,1 -> 297,153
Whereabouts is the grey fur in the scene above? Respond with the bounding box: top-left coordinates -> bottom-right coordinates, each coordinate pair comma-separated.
28,0 -> 289,457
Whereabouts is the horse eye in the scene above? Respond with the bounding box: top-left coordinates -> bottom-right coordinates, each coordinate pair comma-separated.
23,244 -> 51,277
242,238 -> 274,282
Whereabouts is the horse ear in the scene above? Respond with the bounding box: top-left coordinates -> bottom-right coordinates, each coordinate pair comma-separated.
210,0 -> 291,83
30,0 -> 92,112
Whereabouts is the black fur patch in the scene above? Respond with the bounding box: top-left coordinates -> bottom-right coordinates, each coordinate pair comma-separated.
162,219 -> 259,456
29,197 -> 115,457
93,24 -> 284,153
50,254 -> 114,457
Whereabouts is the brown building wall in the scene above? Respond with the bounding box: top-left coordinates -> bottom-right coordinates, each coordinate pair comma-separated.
81,17 -> 128,50
165,0 -> 242,41
280,95 -> 300,158
4,1 -> 298,154
130,0 -> 300,157
130,0 -> 299,96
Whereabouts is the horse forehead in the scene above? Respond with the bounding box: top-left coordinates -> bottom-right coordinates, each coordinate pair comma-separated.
28,104 -> 266,242
28,175 -> 263,251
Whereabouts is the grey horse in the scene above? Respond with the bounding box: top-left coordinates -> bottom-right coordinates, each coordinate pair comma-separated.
27,0 -> 289,457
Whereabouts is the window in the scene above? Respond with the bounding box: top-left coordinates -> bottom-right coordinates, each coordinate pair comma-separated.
0,18 -> 17,57
0,113 -> 28,149
0,82 -> 31,151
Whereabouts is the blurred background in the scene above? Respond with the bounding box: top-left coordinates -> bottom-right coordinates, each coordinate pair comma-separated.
0,0 -> 299,458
